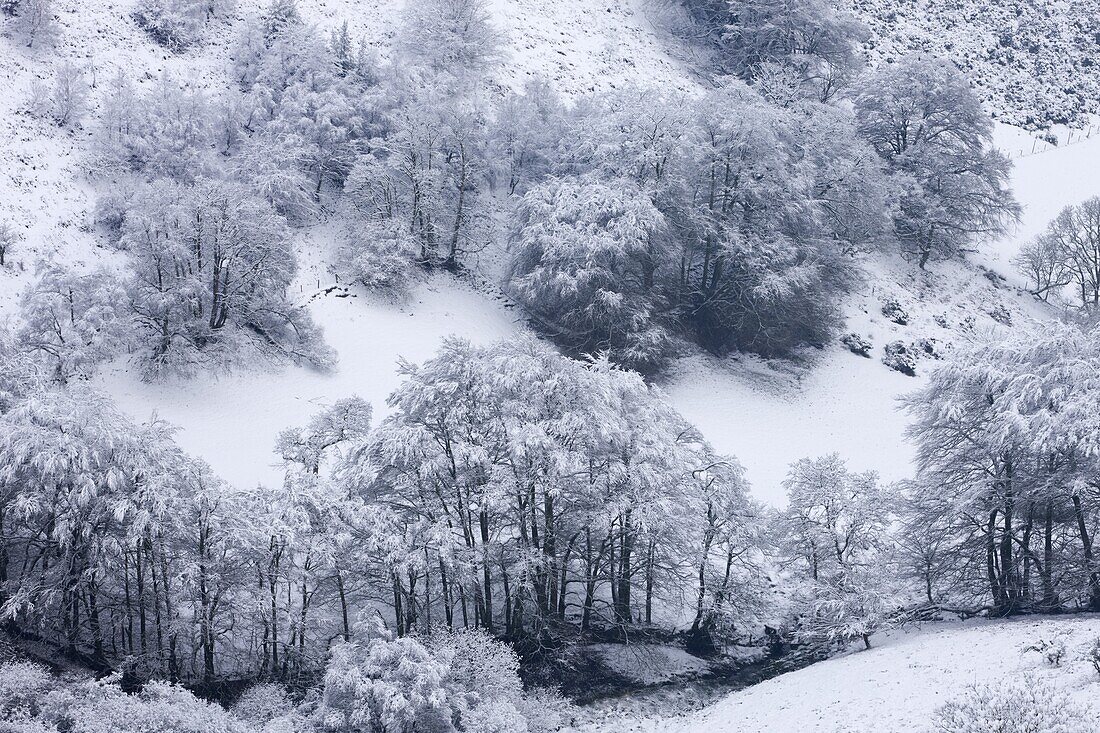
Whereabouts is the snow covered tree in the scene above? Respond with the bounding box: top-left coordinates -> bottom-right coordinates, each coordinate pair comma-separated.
689,456 -> 767,645
13,0 -> 55,48
779,454 -> 887,582
394,0 -> 503,86
854,55 -> 1020,269
1017,197 -> 1100,310
723,0 -> 867,100
489,79 -> 567,195
49,61 -> 88,128
116,179 -> 331,376
507,173 -> 673,371
776,455 -> 898,648
0,221 -> 20,267
673,82 -> 857,355
16,263 -> 127,384
1015,229 -> 1073,302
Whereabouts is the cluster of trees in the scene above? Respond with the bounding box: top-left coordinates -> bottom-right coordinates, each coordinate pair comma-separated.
898,322 -> 1100,616
133,0 -> 237,51
12,0 -> 1019,381
0,336 -> 770,689
1016,196 -> 1100,310
502,4 -> 1016,368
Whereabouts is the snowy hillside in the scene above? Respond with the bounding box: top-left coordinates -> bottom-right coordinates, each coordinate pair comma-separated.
7,1 -> 1100,733
670,615 -> 1100,733
0,0 -> 1081,507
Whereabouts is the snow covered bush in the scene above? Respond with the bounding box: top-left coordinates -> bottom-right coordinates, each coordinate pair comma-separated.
841,333 -> 872,357
69,681 -> 254,733
314,629 -> 528,733
507,173 -> 673,371
933,678 -> 1099,733
1021,636 -> 1067,667
0,662 -> 56,721
880,299 -> 908,326
1085,637 -> 1100,677
231,683 -> 293,728
882,341 -> 917,376
133,0 -> 237,51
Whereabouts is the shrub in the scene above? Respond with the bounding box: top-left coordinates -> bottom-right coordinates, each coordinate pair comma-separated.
841,332 -> 872,357
933,678 -> 1098,733
883,341 -> 917,376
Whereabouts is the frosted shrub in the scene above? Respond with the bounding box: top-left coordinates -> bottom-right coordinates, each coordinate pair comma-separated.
66,681 -> 253,733
0,662 -> 56,721
1084,637 -> 1100,677
883,341 -> 917,376
315,629 -> 528,733
933,679 -> 1098,733
231,683 -> 293,727
1021,636 -> 1066,667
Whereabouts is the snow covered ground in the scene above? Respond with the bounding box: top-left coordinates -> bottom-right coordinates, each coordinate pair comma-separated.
667,615 -> 1100,733
563,615 -> 1100,732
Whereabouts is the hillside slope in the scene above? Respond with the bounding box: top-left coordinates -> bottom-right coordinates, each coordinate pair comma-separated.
0,0 -> 1078,508
671,615 -> 1100,733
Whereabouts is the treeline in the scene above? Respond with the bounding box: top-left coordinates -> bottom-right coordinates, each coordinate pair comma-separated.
6,0 -> 1019,380
0,336 -> 769,684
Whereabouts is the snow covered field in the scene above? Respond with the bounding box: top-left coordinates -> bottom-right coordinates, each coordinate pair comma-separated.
672,616 -> 1100,733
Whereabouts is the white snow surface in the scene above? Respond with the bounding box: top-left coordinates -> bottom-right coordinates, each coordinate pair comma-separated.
98,269 -> 523,491
664,615 -> 1100,733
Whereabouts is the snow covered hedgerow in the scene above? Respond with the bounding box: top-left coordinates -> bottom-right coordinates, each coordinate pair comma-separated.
932,678 -> 1099,733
